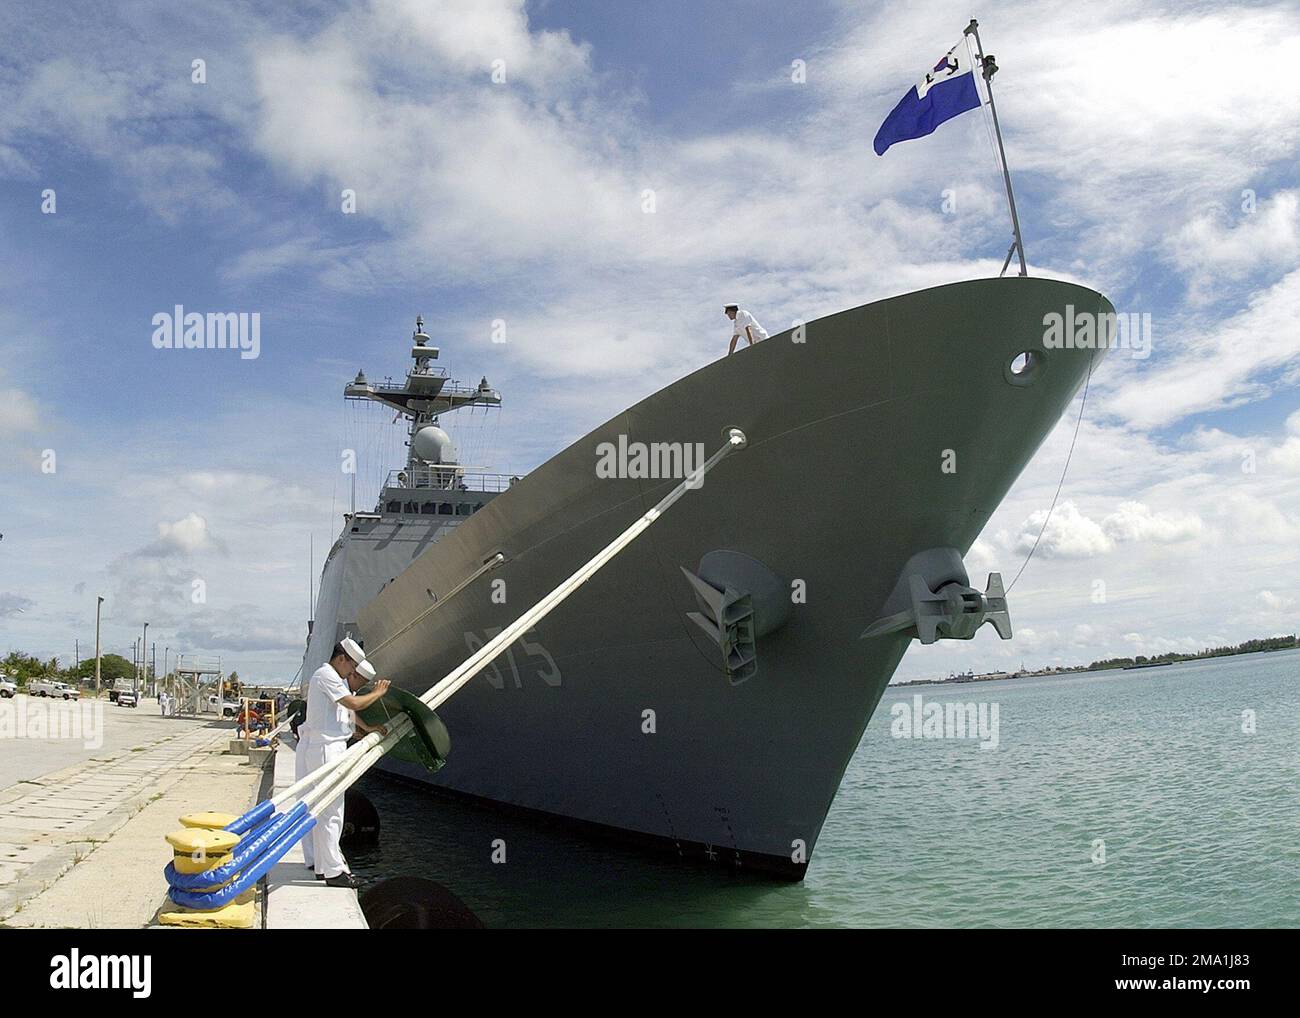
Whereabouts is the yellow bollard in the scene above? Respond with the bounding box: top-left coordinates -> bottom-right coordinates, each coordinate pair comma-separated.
166,827 -> 240,874
179,811 -> 240,830
158,890 -> 256,928
160,825 -> 255,928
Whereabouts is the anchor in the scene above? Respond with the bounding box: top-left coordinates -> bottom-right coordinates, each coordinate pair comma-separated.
862,547 -> 1011,644
680,549 -> 791,685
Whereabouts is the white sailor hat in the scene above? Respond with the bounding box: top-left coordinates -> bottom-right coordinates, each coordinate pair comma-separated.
339,637 -> 365,665
356,660 -> 377,682
723,303 -> 738,310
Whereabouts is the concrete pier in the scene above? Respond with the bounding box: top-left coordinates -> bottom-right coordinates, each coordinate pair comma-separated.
262,737 -> 368,929
0,694 -> 368,928
0,696 -> 259,927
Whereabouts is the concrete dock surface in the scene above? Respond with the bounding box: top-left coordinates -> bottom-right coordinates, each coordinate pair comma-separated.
0,692 -> 369,929
0,692 -> 211,789
0,694 -> 258,927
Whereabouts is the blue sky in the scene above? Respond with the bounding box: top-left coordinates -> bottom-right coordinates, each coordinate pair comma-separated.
2,0 -> 1299,683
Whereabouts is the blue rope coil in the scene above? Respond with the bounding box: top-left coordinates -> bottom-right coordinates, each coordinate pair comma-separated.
167,812 -> 317,910
165,802 -> 309,891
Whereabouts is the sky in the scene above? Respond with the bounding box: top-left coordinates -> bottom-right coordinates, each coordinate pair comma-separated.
1,0 -> 1298,684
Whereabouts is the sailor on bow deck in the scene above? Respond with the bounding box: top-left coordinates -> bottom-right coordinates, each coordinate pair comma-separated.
301,638 -> 390,888
725,303 -> 769,355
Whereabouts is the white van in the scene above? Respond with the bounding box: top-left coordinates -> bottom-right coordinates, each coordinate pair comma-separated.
29,680 -> 80,699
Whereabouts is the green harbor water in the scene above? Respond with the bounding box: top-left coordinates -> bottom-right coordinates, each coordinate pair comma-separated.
350,648 -> 1300,927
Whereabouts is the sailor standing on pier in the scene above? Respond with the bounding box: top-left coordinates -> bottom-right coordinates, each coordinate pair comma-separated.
301,639 -> 389,888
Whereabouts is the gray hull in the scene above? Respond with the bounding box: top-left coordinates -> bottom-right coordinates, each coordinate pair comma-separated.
336,277 -> 1110,877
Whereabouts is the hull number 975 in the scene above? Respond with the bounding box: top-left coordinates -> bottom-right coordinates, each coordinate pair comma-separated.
465,627 -> 562,689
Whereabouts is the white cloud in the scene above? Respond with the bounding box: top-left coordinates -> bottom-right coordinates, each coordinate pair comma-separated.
1010,499 -> 1201,559
1215,491 -> 1300,544
0,57 -> 242,219
147,513 -> 221,558
0,385 -> 39,435
1014,500 -> 1111,559
174,607 -> 303,653
0,375 -> 43,471
1100,501 -> 1202,544
246,12 -> 639,281
1266,411 -> 1300,473
965,537 -> 1000,579
1170,191 -> 1300,302
376,0 -> 592,86
1069,623 -> 1101,647
1257,590 -> 1295,612
1102,269 -> 1300,430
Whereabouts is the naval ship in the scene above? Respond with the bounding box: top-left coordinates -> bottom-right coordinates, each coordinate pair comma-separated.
304,277 -> 1111,878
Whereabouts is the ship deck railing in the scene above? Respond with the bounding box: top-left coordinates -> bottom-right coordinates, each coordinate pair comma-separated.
365,377 -> 451,394
362,378 -> 494,400
381,468 -> 519,493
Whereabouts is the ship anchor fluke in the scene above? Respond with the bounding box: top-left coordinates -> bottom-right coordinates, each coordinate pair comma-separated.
862,547 -> 1011,644
681,550 -> 790,684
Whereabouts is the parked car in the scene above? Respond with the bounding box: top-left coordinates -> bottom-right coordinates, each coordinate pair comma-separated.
207,695 -> 239,718
109,682 -> 135,703
28,679 -> 60,697
0,676 -> 16,698
117,689 -> 138,708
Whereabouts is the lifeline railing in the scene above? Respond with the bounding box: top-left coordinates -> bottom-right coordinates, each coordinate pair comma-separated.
380,467 -> 517,493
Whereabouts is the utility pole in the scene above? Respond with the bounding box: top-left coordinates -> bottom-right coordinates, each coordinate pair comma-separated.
139,622 -> 149,697
94,596 -> 103,698
151,642 -> 156,697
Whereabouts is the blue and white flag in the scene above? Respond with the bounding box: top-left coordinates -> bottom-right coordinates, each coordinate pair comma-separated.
873,38 -> 981,156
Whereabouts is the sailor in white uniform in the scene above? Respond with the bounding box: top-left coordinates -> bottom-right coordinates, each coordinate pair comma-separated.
725,303 -> 769,354
301,639 -> 389,888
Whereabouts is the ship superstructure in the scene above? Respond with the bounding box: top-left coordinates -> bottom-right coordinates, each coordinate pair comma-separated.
302,318 -> 509,679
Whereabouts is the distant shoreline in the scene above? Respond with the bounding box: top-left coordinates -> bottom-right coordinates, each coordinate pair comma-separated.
894,634 -> 1298,688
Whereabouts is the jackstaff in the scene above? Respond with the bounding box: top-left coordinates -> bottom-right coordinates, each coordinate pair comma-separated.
873,18 -> 1029,277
